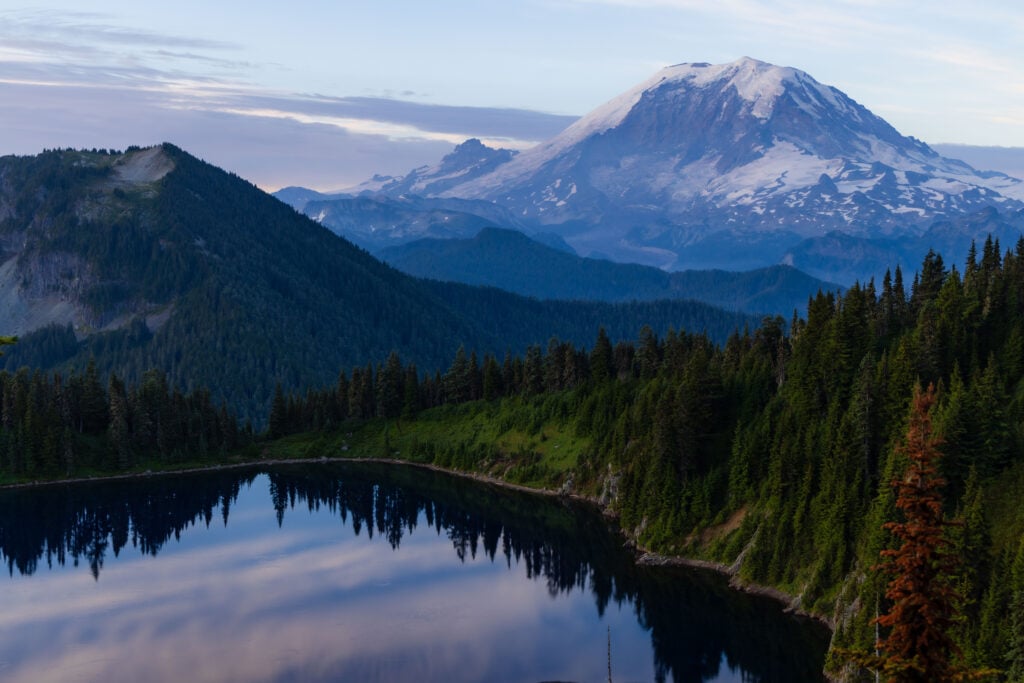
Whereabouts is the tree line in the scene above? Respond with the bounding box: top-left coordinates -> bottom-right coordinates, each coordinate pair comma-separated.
265,324 -> 719,438
0,361 -> 249,479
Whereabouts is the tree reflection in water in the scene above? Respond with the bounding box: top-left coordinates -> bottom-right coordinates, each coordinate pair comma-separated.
0,463 -> 828,682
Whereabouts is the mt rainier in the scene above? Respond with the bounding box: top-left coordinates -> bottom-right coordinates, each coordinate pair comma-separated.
349,57 -> 1024,273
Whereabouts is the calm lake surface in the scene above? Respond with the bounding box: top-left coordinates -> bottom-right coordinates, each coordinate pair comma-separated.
0,463 -> 829,682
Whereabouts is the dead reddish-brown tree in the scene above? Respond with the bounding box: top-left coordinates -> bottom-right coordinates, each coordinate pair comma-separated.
839,383 -> 995,682
871,383 -> 966,681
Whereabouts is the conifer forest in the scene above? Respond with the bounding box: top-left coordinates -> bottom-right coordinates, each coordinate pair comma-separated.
4,240 -> 1024,678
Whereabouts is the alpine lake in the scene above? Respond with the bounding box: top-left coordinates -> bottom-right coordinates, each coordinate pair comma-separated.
0,462 -> 829,682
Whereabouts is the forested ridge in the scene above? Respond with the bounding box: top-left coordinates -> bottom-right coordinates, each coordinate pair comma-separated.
0,145 -> 757,421
378,226 -> 840,314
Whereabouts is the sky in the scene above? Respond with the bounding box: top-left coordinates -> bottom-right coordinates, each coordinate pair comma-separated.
1,1 -> 1023,190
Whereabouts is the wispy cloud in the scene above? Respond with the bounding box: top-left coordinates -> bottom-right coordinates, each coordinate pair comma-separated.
0,9 -> 577,189
907,43 -> 1018,80
209,107 -> 537,150
0,9 -> 251,92
218,93 -> 576,142
3,9 -> 237,51
146,50 -> 258,70
562,0 -> 900,39
0,8 -> 575,145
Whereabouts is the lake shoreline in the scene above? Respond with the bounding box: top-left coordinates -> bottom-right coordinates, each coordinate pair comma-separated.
0,453 -> 836,635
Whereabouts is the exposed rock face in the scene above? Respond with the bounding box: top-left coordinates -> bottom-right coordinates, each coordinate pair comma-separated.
0,254 -> 81,335
110,145 -> 175,187
0,146 -> 178,336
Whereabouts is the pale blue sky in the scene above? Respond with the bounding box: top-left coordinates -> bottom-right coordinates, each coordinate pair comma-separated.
2,1 -> 1022,189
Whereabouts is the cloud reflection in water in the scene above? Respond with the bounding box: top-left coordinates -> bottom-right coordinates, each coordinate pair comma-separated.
0,472 -> 652,683
0,464 -> 829,682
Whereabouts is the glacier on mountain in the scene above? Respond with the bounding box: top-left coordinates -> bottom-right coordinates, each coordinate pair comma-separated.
329,57 -> 1024,274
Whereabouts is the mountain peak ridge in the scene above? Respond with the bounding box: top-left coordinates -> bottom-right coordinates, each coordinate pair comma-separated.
440,57 -> 914,204
311,58 -> 1024,274
653,57 -> 800,119
342,57 -> 1021,268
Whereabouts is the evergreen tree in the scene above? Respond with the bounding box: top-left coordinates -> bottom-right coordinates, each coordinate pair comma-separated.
61,426 -> 75,474
544,337 -> 564,391
637,325 -> 661,379
1006,536 -> 1024,680
589,327 -> 613,384
80,358 -> 108,433
268,382 -> 288,439
335,370 -> 350,421
377,351 -> 404,419
482,354 -> 503,401
402,363 -> 420,418
468,350 -> 482,401
443,345 -> 471,404
108,374 -> 132,470
523,345 -> 544,395
358,363 -> 376,418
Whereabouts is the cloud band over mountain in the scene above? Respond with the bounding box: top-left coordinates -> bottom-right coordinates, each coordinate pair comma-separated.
0,9 -> 576,190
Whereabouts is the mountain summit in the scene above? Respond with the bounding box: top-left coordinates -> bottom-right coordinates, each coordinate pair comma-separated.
358,58 -> 1024,270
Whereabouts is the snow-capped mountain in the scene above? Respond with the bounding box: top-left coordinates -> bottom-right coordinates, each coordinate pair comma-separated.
352,138 -> 517,197
359,57 -> 1024,270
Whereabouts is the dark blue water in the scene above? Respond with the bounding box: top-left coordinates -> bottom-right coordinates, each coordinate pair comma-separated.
0,463 -> 828,682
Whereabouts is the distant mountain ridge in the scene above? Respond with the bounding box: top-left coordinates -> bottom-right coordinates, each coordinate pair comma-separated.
336,57 -> 1024,276
782,206 -> 1024,283
274,185 -> 540,252
358,138 -> 518,198
380,228 -> 840,315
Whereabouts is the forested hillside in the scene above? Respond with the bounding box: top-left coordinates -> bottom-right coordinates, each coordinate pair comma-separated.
265,239 -> 1024,679
0,363 -> 248,477
0,145 -> 756,421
